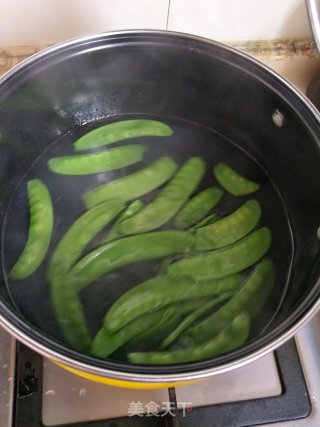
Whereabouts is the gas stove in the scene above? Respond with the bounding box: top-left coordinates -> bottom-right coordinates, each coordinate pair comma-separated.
1,314 -> 320,426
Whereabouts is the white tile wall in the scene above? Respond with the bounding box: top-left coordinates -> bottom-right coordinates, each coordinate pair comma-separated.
0,0 -> 169,45
0,0 -> 314,45
168,0 -> 312,40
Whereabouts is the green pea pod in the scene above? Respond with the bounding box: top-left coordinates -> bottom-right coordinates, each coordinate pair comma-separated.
91,300 -> 203,358
167,227 -> 271,281
118,157 -> 206,235
74,119 -> 173,151
50,277 -> 91,353
48,144 -> 146,175
180,258 -> 275,347
159,293 -> 232,350
213,162 -> 259,196
83,157 -> 178,209
196,200 -> 261,250
70,231 -> 196,291
104,200 -> 144,242
174,187 -> 223,229
104,274 -> 242,333
49,199 -> 124,351
128,312 -> 250,365
10,179 -> 54,279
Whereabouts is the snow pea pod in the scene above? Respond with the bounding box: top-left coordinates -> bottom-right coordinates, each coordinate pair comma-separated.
174,187 -> 223,229
159,293 -> 232,350
74,119 -> 173,151
91,300 -> 203,358
196,200 -> 261,250
70,231 -> 195,291
104,274 -> 242,333
128,312 -> 250,365
167,227 -> 272,281
180,258 -> 275,347
118,157 -> 206,235
10,179 -> 54,279
104,200 -> 144,242
49,199 -> 124,351
213,162 -> 259,196
83,157 -> 178,209
48,144 -> 146,175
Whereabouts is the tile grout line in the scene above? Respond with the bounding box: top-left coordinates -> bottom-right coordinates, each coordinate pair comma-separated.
166,0 -> 171,30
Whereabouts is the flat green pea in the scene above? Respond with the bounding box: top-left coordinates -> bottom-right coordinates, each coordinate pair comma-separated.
10,179 -> 54,279
167,227 -> 272,281
48,144 -> 146,175
104,274 -> 242,333
83,157 -> 178,209
196,200 -> 261,250
213,162 -> 259,196
70,231 -> 196,292
50,277 -> 91,353
91,300 -> 202,358
49,199 -> 124,351
104,200 -> 144,242
74,119 -> 173,151
174,187 -> 223,229
128,312 -> 250,365
180,258 -> 275,346
159,293 -> 232,350
118,157 -> 206,235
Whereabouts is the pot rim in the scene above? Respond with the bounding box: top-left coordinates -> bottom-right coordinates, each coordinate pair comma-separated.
1,29 -> 320,383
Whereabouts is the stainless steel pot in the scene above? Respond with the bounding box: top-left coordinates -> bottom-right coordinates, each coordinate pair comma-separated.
0,30 -> 319,388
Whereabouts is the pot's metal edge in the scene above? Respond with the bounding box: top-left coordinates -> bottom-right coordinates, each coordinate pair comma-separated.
1,29 -> 320,384
1,297 -> 320,383
306,0 -> 320,53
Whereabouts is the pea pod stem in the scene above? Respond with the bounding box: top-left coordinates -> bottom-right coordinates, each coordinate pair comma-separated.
213,162 -> 259,196
118,157 -> 206,235
174,187 -> 223,229
167,227 -> 272,281
104,274 -> 242,333
104,200 -> 144,243
83,157 -> 178,209
180,258 -> 275,347
49,199 -> 124,351
128,312 -> 250,365
159,293 -> 232,350
10,179 -> 54,279
69,231 -> 195,292
74,119 -> 173,151
195,200 -> 261,250
192,213 -> 220,229
48,145 -> 146,175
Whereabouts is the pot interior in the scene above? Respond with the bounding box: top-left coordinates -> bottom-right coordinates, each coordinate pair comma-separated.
0,31 -> 319,376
